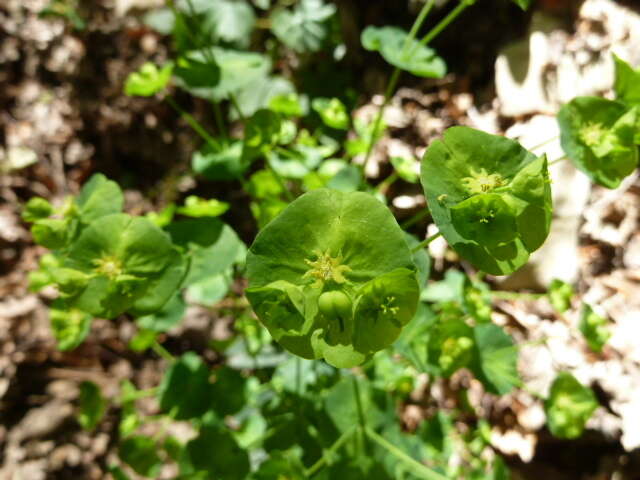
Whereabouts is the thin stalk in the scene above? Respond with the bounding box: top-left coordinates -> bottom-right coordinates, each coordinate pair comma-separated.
213,101 -> 227,138
376,172 -> 399,194
352,376 -> 369,452
403,0 -> 436,53
166,96 -> 221,150
400,208 -> 430,229
419,0 -> 473,47
304,426 -> 356,477
491,290 -> 546,300
364,427 -> 448,480
152,341 -> 175,362
528,134 -> 560,152
361,68 -> 401,175
548,155 -> 567,166
410,231 -> 442,253
229,93 -> 246,123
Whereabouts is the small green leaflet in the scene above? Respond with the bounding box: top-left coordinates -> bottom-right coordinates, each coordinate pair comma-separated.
613,54 -> 640,107
124,62 -> 173,97
544,372 -> 598,439
579,304 -> 610,353
420,126 -> 552,275
78,381 -> 107,430
270,0 -> 336,53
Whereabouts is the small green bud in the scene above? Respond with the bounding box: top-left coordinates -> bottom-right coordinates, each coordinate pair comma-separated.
22,197 -> 53,222
31,219 -> 68,249
55,268 -> 89,296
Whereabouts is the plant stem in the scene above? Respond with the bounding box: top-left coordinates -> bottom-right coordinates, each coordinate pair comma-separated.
403,0 -> 436,53
528,134 -> 560,152
351,375 -> 369,452
212,101 -> 227,138
360,68 -> 401,176
419,0 -> 473,47
376,172 -> 399,194
401,208 -> 430,229
410,231 -> 442,253
548,155 -> 567,166
152,341 -> 175,362
229,93 -> 246,123
491,290 -> 546,300
166,96 -> 221,150
304,426 -> 356,477
364,427 -> 448,480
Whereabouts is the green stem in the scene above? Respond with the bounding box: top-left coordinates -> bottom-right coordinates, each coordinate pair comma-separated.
491,290 -> 546,300
304,426 -> 356,477
364,427 -> 448,480
410,232 -> 442,253
212,101 -> 227,138
361,68 -> 401,176
528,134 -> 560,152
419,0 -> 473,47
548,155 -> 567,166
152,341 -> 175,362
376,172 -> 399,194
352,376 -> 369,452
400,208 -> 430,229
229,93 -> 246,123
166,96 -> 221,150
403,0 -> 436,53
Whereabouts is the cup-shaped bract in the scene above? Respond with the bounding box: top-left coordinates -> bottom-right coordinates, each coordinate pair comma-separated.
245,189 -> 419,368
558,97 -> 639,189
62,213 -> 187,318
420,127 -> 552,275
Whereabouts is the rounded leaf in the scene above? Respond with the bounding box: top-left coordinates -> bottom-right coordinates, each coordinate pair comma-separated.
246,189 -> 419,367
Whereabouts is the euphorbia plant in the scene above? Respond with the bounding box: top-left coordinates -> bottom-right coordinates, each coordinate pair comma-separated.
245,189 -> 419,368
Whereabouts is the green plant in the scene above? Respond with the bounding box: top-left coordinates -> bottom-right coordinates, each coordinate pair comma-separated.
24,0 -> 639,478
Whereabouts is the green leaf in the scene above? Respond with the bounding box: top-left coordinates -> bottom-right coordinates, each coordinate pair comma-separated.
200,0 -> 256,47
50,300 -> 92,351
174,55 -> 220,88
78,381 -> 106,430
22,197 -> 53,222
177,48 -> 270,101
471,324 -> 519,395
119,435 -> 162,478
390,156 -> 420,183
64,214 -> 178,318
361,26 -> 446,78
269,93 -> 304,117
613,54 -> 640,107
312,97 -> 350,130
234,75 -> 296,120
167,218 -> 244,286
243,109 -> 282,162
246,189 -> 419,367
579,304 -> 610,353
545,372 -> 598,439
183,425 -> 250,479
137,294 -> 186,333
76,173 -> 124,223
324,376 -> 385,434
158,352 -> 212,420
176,196 -> 229,218
270,0 -> 336,53
558,96 -> 639,188
548,279 -> 574,313
124,62 -> 173,97
31,218 -> 69,249
420,126 -> 552,275
510,0 -> 530,10
192,141 -> 246,181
